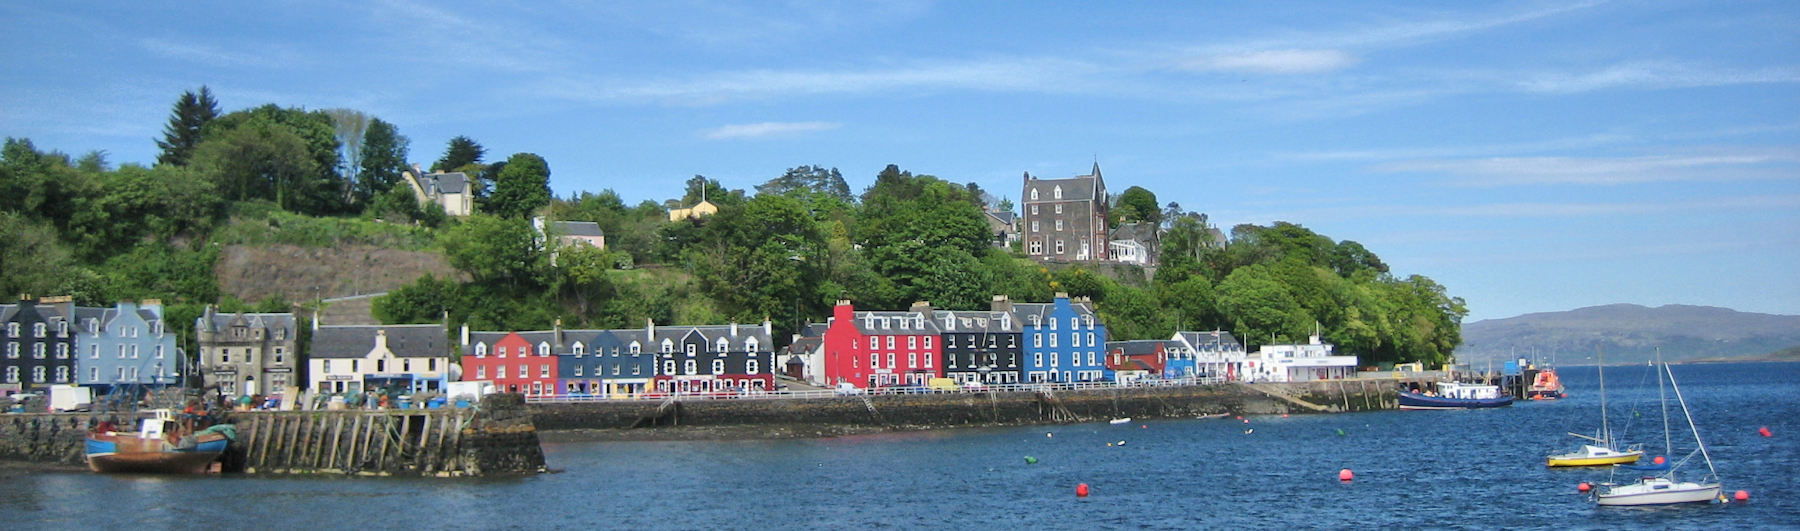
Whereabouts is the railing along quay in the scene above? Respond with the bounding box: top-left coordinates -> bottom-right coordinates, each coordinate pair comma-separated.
525,376 -> 1233,404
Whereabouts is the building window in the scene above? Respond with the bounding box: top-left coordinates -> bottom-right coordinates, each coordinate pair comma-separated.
664,360 -> 675,375
630,343 -> 641,354
1029,240 -> 1042,254
1033,352 -> 1043,367
684,360 -> 696,374
868,337 -> 878,349
476,366 -> 486,379
1055,219 -> 1063,231
1031,221 -> 1039,232
908,336 -> 917,350
746,338 -> 759,352
33,366 -> 46,383
1053,186 -> 1062,199
538,343 -> 550,357
908,352 -> 917,368
89,367 -> 98,382
631,365 -> 640,376
89,345 -> 97,358
573,343 -> 585,356
1087,333 -> 1096,347
662,340 -> 674,354
1055,240 -> 1065,254
55,366 -> 68,383
1055,204 -> 1063,214
886,353 -> 896,368
1033,335 -> 1042,348
686,343 -> 697,356
5,323 -> 15,337
886,336 -> 895,349
33,323 -> 45,338
541,365 -> 550,378
870,353 -> 878,368
924,336 -> 932,349
612,365 -> 621,376
712,360 -> 724,375
575,365 -> 584,377
56,343 -> 68,359
33,344 -> 45,359
1031,189 -> 1039,200
1088,352 -> 1097,366
716,338 -> 729,352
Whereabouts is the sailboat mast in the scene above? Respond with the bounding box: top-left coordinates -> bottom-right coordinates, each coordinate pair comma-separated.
1598,346 -> 1609,444
1665,366 -> 1717,477
1656,349 -> 1671,459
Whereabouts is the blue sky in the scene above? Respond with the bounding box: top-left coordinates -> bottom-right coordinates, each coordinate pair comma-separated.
4,1 -> 1797,322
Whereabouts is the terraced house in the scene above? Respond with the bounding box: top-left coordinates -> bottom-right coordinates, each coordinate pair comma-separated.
310,323 -> 450,396
1,297 -> 76,392
71,300 -> 180,390
933,300 -> 1021,385
650,321 -> 774,394
1016,294 -> 1108,383
821,300 -> 943,389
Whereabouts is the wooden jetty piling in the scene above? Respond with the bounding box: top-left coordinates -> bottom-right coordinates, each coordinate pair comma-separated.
223,403 -> 542,477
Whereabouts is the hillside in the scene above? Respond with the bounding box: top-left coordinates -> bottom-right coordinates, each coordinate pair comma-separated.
1455,304 -> 1800,365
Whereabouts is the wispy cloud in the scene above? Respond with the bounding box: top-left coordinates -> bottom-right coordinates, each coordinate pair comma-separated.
139,38 -> 285,69
1376,149 -> 1800,186
702,121 -> 841,140
1517,62 -> 1800,94
539,55 -> 1110,105
1178,49 -> 1358,75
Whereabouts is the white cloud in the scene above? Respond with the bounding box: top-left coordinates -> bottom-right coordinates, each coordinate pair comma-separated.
702,121 -> 841,140
1178,49 -> 1359,75
139,38 -> 282,69
1517,62 -> 1800,94
1376,150 -> 1800,186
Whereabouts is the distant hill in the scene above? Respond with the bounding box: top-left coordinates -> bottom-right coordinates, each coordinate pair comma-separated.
1454,304 -> 1800,366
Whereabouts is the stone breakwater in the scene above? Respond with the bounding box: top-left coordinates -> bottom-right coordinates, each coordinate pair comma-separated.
0,394 -> 544,476
531,380 -> 1406,438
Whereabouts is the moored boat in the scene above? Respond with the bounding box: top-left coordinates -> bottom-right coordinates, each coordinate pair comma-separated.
1527,368 -> 1566,400
1547,347 -> 1641,467
86,409 -> 233,474
1398,382 -> 1513,410
1595,361 -> 1723,506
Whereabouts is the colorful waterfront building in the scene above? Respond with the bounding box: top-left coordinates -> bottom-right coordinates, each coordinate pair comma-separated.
1169,330 -> 1247,380
1016,293 -> 1107,383
72,300 -> 180,390
310,323 -> 451,396
933,300 -> 1021,385
650,321 -> 774,394
0,297 -> 78,393
820,300 -> 943,389
1102,339 -> 1175,383
590,329 -> 655,397
462,331 -> 560,398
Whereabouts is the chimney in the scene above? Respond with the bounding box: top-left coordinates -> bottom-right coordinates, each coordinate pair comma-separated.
908,301 -> 933,315
460,323 -> 470,346
646,318 -> 655,343
44,296 -> 74,322
731,321 -> 739,337
375,329 -> 389,352
555,318 -> 564,347
763,316 -> 772,338
142,299 -> 163,319
311,308 -> 320,330
990,294 -> 1013,313
833,299 -> 854,324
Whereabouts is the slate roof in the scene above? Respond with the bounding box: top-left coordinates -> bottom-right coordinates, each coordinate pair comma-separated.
555,221 -> 604,237
847,311 -> 942,336
312,324 -> 448,359
0,305 -> 15,323
1109,222 -> 1158,243
932,310 -> 1018,333
1009,300 -> 1098,325
200,311 -> 297,335
985,210 -> 1016,225
1176,330 -> 1245,352
1106,339 -> 1172,356
423,172 -> 468,194
1022,163 -> 1105,203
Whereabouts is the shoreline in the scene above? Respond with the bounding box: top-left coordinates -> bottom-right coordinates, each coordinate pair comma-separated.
536,423 -> 1002,443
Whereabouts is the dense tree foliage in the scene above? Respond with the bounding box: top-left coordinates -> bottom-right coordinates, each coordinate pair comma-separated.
1112,185 -> 1160,227
487,152 -> 550,219
354,118 -> 409,206
432,136 -> 484,173
154,86 -> 219,167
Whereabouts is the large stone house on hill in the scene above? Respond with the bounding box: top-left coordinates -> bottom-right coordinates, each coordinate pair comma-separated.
1021,163 -> 1110,262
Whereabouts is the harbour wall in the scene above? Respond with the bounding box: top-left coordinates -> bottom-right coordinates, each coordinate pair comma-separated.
0,394 -> 544,476
531,379 -> 1411,434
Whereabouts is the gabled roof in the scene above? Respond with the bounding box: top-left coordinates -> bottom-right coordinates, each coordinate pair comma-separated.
985,210 -> 1016,225
423,171 -> 468,194
1109,222 -> 1158,243
1010,299 -> 1098,326
201,311 -> 297,335
555,221 -> 604,237
1022,164 -> 1105,203
312,324 -> 448,359
1106,339 -> 1172,356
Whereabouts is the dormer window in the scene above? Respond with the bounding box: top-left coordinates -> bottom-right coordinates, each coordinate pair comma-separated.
661,339 -> 674,354
573,342 -> 585,356
685,343 -> 696,356
1029,315 -> 1040,327
630,342 -> 641,354
1053,185 -> 1062,199
746,338 -> 759,352
537,342 -> 550,356
87,319 -> 98,334
1030,189 -> 1039,200
716,338 -> 729,352
476,343 -> 488,358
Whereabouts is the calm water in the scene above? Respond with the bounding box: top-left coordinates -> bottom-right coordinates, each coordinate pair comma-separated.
4,362 -> 1796,529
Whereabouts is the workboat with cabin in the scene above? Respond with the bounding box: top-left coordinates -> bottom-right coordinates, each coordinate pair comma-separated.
86,409 -> 234,474
1527,368 -> 1566,400
1398,382 -> 1513,410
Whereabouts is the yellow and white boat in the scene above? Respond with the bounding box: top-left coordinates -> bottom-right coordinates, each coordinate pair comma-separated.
1547,442 -> 1643,467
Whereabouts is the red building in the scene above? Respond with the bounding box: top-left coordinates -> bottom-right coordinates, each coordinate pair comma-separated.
462,331 -> 560,397
821,300 -> 943,388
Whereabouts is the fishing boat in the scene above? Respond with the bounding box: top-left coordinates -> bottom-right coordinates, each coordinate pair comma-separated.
1527,368 -> 1566,400
1398,381 -> 1513,410
1109,417 -> 1133,425
1595,362 -> 1722,506
86,409 -> 233,474
1547,349 -> 1641,467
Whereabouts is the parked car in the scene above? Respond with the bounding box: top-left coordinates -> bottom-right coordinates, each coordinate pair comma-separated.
834,383 -> 865,396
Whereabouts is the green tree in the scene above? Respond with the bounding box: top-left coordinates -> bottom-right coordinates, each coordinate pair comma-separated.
684,194 -> 828,329
488,153 -> 551,219
373,275 -> 460,324
681,175 -> 745,208
755,165 -> 852,202
154,86 -> 219,167
1216,264 -> 1312,348
189,118 -> 319,209
441,215 -> 545,288
1112,186 -> 1160,227
355,118 -> 409,206
197,105 -> 347,214
548,244 -> 617,320
0,212 -> 75,300
432,136 -> 484,172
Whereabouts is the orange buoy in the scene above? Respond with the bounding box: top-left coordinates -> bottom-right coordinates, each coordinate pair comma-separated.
1759,426 -> 1772,437
1653,455 -> 1665,465
1076,483 -> 1090,497
1577,482 -> 1591,493
1338,469 -> 1353,482
1734,490 -> 1749,501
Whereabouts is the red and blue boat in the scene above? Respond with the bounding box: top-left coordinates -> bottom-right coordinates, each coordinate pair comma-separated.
86,409 -> 233,474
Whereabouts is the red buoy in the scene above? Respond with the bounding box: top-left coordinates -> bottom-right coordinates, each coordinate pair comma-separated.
1338,469 -> 1353,482
1734,490 -> 1749,501
1759,426 -> 1772,437
1076,483 -> 1090,498
1653,455 -> 1665,465
1577,482 -> 1591,493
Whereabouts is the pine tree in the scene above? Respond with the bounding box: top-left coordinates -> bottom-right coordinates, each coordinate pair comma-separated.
355,118 -> 409,205
154,86 -> 219,166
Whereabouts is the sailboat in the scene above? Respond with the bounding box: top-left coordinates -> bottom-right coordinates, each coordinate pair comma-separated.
1546,347 -> 1642,467
1595,362 -> 1723,506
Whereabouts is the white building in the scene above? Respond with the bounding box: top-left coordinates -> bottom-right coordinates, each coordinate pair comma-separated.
1239,333 -> 1358,383
1170,330 -> 1249,380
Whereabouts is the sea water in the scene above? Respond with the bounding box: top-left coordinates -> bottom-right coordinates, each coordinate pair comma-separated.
4,362 -> 1795,529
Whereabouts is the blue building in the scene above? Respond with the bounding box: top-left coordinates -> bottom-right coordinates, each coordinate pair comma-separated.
73,300 -> 180,390
591,329 -> 655,397
1014,293 -> 1107,383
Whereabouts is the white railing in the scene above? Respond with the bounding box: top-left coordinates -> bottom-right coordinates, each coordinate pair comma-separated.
523,375 -> 1229,404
